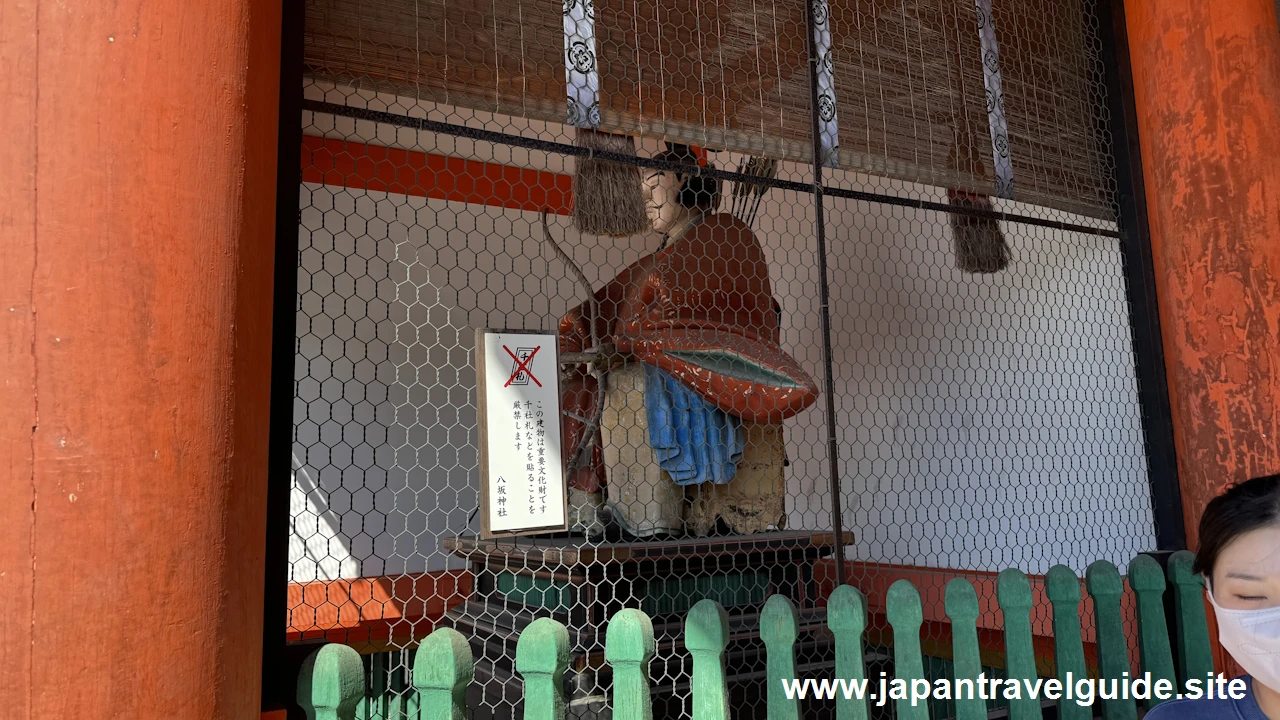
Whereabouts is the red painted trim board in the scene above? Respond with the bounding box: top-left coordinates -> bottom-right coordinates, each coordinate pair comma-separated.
287,569 -> 472,647
300,135 -> 573,215
289,561 -> 1138,673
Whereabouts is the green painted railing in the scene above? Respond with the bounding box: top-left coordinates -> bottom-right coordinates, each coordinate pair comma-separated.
298,551 -> 1212,720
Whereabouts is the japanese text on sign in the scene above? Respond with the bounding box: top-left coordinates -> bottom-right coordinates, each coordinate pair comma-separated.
478,330 -> 565,536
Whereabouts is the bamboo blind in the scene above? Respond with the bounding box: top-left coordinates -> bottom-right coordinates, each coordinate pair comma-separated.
303,0 -> 1114,220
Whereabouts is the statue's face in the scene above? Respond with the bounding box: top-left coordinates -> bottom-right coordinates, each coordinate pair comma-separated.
642,170 -> 690,236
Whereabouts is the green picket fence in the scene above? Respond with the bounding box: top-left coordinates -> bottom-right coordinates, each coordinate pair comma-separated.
297,552 -> 1214,720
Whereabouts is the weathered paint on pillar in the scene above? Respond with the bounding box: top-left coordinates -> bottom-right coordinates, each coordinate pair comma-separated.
1124,0 -> 1280,547
0,0 -> 282,717
0,0 -> 39,715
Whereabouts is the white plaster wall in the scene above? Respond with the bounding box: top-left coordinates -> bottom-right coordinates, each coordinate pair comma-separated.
289,188 -> 665,581
821,197 -> 1157,574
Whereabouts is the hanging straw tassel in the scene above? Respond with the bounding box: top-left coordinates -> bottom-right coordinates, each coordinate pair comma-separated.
947,187 -> 1010,274
572,128 -> 649,237
940,92 -> 1011,274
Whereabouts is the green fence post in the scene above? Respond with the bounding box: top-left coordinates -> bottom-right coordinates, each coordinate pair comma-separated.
686,599 -> 731,720
1085,561 -> 1137,720
761,595 -> 801,720
997,569 -> 1043,720
1045,565 -> 1090,720
516,617 -> 571,720
1129,554 -> 1177,709
1167,551 -> 1213,683
414,627 -> 474,720
886,579 -> 928,720
298,643 -> 366,720
945,578 -> 985,720
606,608 -> 656,720
828,585 -> 870,720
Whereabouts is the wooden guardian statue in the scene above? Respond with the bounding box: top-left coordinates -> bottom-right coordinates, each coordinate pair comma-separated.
559,144 -> 819,538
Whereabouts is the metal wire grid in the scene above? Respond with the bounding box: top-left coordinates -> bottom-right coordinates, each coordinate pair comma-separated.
286,0 -> 1160,718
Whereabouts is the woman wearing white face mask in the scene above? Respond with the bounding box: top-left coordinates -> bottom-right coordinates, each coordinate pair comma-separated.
1147,474 -> 1280,719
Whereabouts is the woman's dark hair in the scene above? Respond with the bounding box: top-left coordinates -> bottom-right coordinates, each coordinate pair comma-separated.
653,144 -> 721,212
1193,473 -> 1280,579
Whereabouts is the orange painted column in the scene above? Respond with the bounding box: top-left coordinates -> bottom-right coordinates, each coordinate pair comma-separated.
1124,0 -> 1280,548
0,1 -> 280,718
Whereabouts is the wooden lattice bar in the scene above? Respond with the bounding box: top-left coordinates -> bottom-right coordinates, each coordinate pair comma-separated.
1084,561 -> 1137,720
1045,564 -> 1090,720
1128,554 -> 1176,711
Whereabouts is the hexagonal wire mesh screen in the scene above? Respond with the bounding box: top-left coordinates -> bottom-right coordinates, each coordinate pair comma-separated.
286,0 -> 1162,717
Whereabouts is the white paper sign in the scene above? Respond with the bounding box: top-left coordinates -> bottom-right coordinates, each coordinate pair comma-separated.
476,329 -> 567,537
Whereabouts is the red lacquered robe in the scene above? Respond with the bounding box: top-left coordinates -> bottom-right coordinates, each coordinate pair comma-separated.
559,213 -> 819,492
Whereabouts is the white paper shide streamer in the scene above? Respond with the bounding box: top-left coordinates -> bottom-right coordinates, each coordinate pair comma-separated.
975,0 -> 1013,198
811,0 -> 840,169
564,0 -> 600,129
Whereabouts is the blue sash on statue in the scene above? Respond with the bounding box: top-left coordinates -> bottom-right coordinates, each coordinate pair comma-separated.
642,363 -> 744,485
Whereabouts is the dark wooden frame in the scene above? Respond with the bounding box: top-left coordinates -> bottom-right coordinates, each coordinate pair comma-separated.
261,0 -> 306,714
1092,0 -> 1188,552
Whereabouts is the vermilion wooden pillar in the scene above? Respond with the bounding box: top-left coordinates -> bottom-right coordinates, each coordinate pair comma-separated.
1,1 -> 281,718
1124,1 -> 1280,547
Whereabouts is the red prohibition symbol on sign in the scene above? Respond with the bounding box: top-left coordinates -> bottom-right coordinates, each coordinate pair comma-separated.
503,345 -> 542,387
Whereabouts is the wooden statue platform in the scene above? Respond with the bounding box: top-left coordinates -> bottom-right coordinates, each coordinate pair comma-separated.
440,531 -> 862,720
